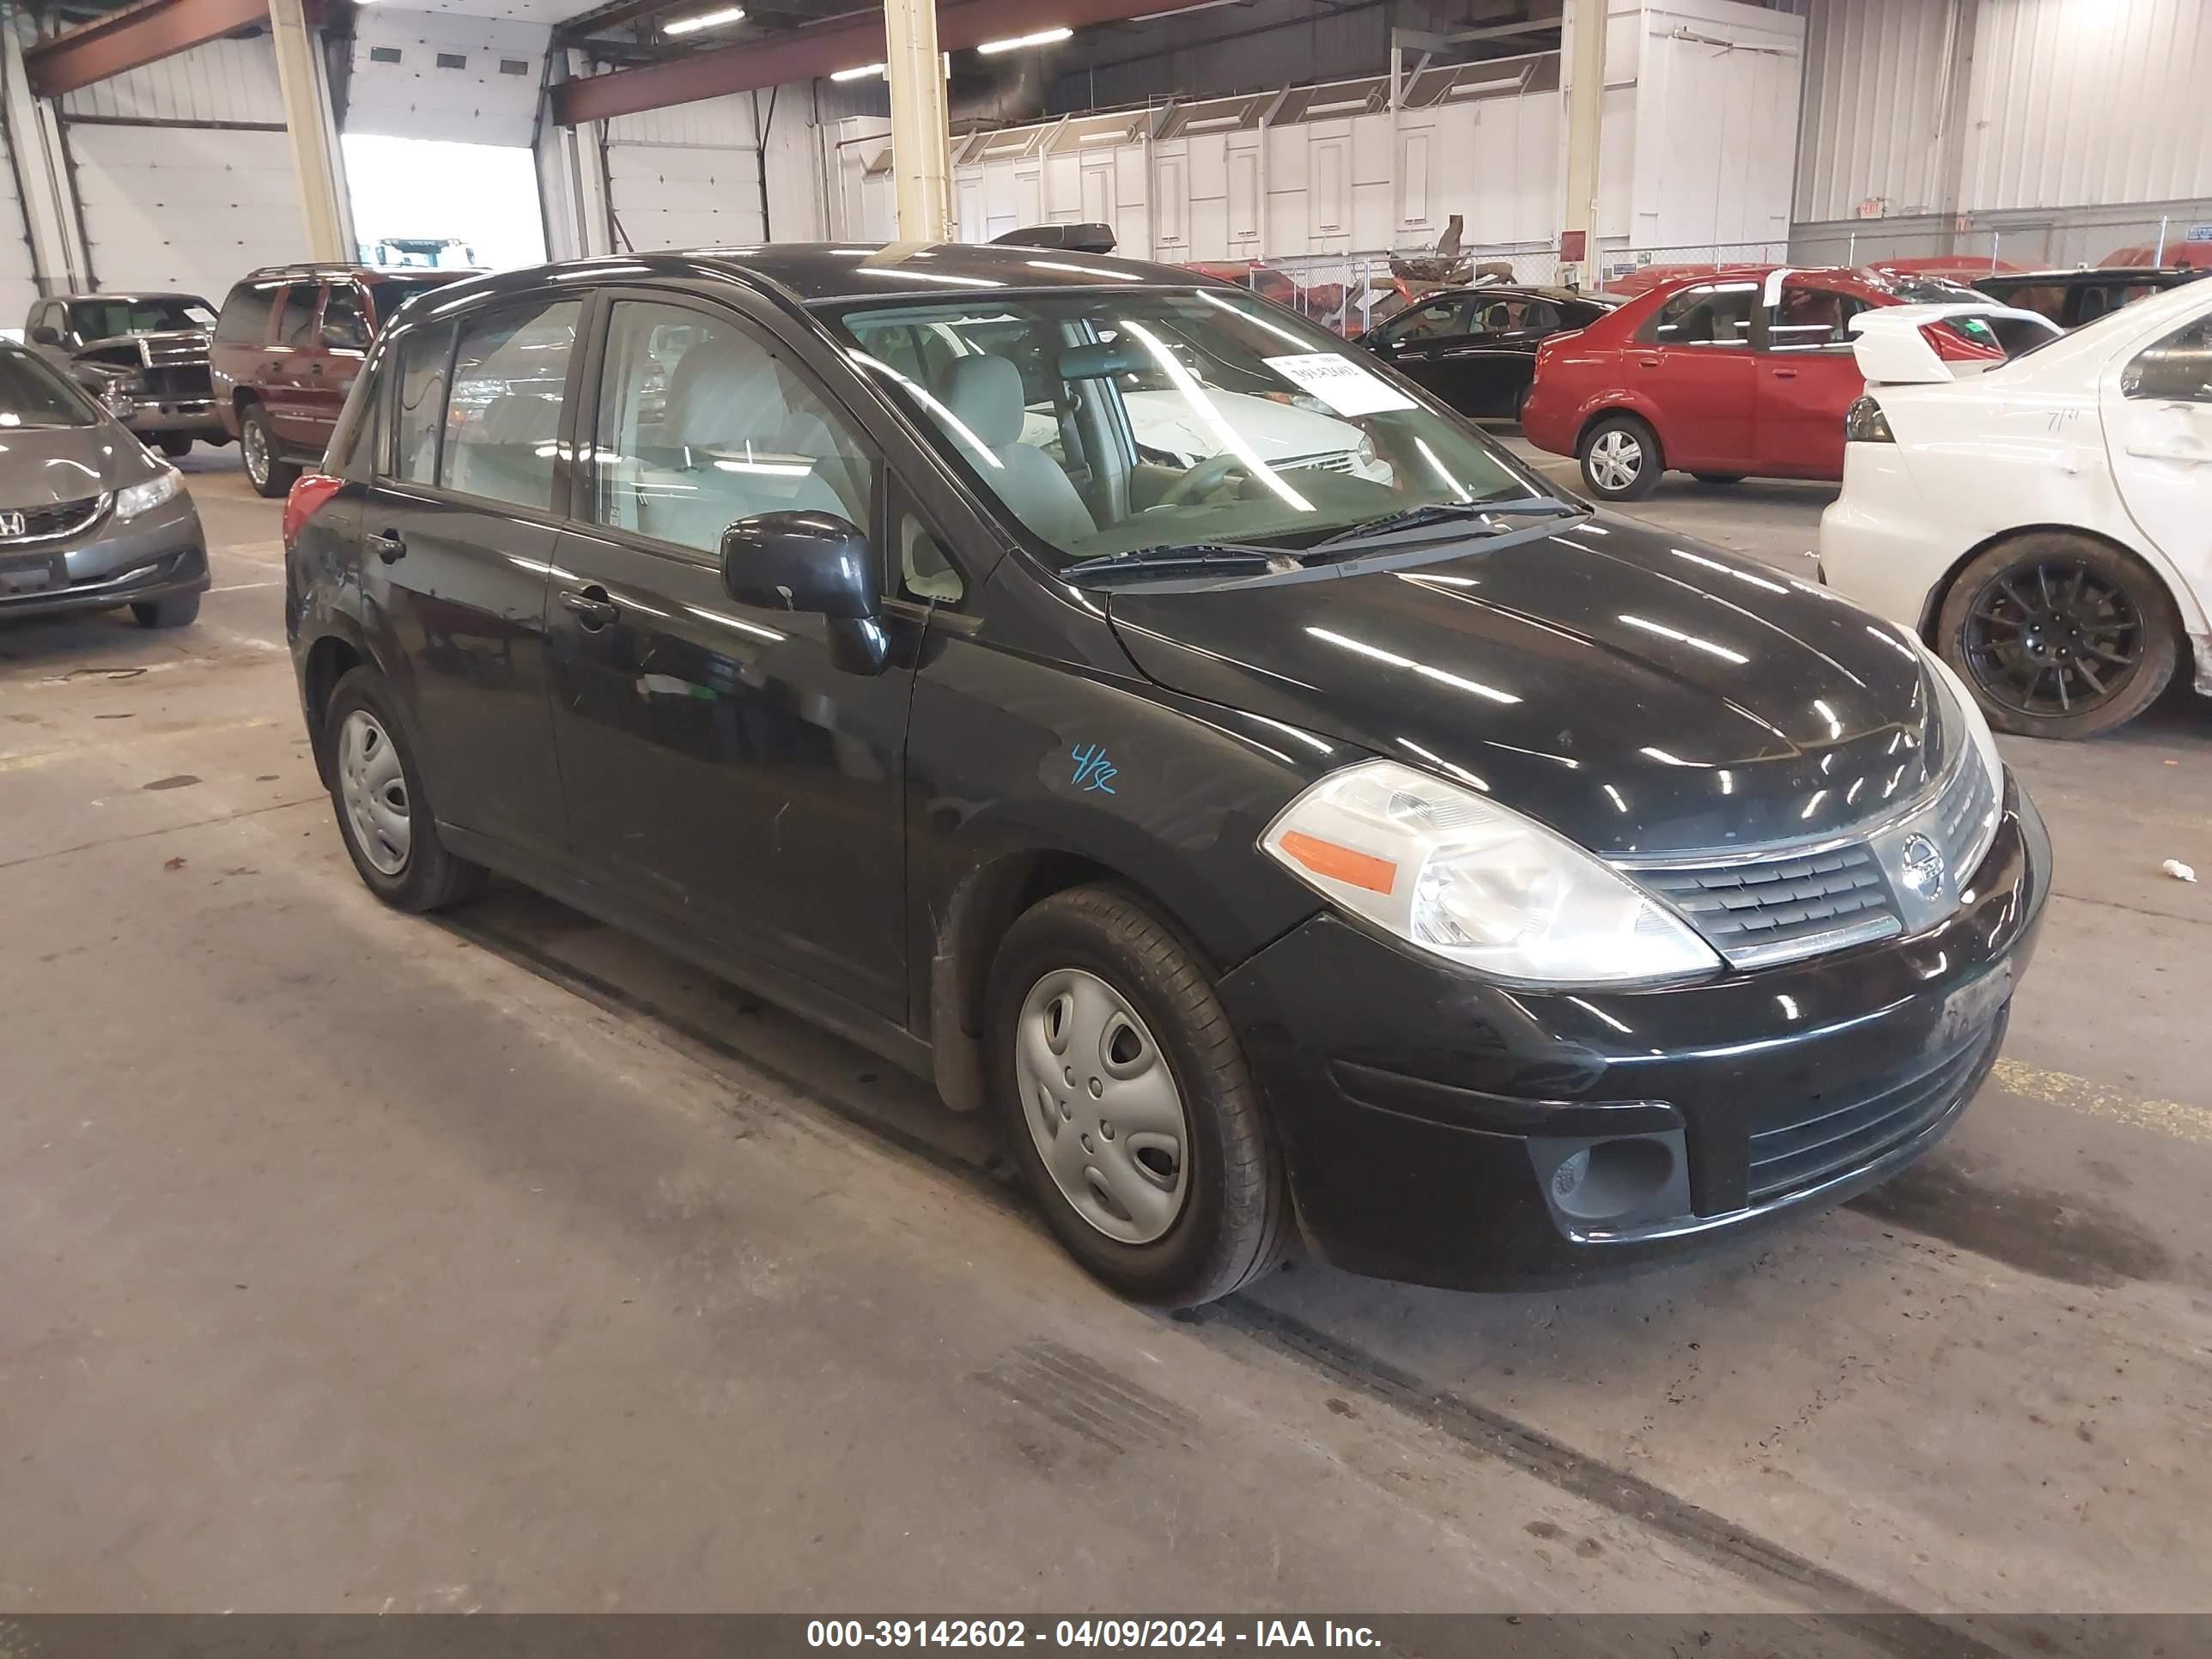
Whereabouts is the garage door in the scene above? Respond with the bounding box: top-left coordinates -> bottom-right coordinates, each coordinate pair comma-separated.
67,122 -> 305,301
0,120 -> 41,331
605,141 -> 765,252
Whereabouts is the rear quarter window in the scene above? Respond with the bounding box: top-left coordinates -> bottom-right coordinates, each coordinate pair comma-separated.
215,282 -> 281,345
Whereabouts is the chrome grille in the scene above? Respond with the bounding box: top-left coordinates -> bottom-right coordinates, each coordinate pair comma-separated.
0,494 -> 110,544
1280,452 -> 1357,476
1626,752 -> 2005,971
1638,844 -> 1899,969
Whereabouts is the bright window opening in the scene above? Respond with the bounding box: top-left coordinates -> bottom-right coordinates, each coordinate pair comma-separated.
343,134 -> 546,273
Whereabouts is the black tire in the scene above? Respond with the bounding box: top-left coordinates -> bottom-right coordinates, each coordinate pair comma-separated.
1512,382 -> 1534,426
131,592 -> 199,629
156,434 -> 193,459
1692,472 -> 1743,485
240,403 -> 299,499
322,665 -> 487,911
1936,532 -> 2179,740
986,884 -> 1290,1307
1578,412 -> 1662,501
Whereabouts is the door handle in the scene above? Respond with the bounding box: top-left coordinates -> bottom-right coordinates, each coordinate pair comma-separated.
367,529 -> 405,564
1771,368 -> 1799,380
308,361 -> 325,375
561,584 -> 620,629
1638,356 -> 1662,368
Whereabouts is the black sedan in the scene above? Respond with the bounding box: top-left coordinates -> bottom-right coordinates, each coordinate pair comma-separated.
1361,283 -> 1617,420
281,246 -> 2048,1306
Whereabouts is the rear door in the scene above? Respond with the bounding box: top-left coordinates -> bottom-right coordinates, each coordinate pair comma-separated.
309,280 -> 372,437
1753,275 -> 1873,478
357,295 -> 580,865
260,282 -> 326,448
1367,295 -> 1474,406
2104,307 -> 2212,591
1633,280 -> 1759,470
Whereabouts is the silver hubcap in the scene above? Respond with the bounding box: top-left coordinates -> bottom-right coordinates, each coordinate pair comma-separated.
1016,969 -> 1190,1245
244,421 -> 269,487
1589,428 -> 1643,492
337,709 -> 410,877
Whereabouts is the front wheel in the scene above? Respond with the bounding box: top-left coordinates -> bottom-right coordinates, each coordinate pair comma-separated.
323,666 -> 487,910
1579,413 -> 1662,501
1936,532 -> 2179,739
131,592 -> 199,629
240,404 -> 299,499
987,886 -> 1290,1307
156,434 -> 193,459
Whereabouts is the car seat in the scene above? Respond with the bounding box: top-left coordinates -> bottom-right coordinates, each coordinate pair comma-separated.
936,355 -> 1097,547
641,344 -> 853,550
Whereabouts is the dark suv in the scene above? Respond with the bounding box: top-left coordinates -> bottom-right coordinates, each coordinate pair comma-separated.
1972,266 -> 2205,330
282,247 -> 2050,1307
26,291 -> 224,457
212,264 -> 475,498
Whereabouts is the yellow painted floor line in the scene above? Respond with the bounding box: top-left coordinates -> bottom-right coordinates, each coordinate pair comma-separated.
1991,1058 -> 2212,1145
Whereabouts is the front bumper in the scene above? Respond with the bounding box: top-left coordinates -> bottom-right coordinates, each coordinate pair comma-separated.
120,400 -> 226,440
0,495 -> 209,621
1217,777 -> 2051,1291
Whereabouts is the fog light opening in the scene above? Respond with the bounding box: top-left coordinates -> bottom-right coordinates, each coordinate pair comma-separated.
1550,1136 -> 1677,1222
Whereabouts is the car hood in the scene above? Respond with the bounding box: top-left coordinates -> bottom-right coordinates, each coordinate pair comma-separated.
1123,388 -> 1362,462
0,422 -> 162,502
1103,514 -> 1953,858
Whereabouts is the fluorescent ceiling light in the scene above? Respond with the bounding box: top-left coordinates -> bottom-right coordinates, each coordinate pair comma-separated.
664,5 -> 744,35
1444,77 -> 1518,99
830,62 -> 884,81
1304,95 -> 1371,116
977,26 -> 1073,53
1077,130 -> 1126,144
1182,113 -> 1245,131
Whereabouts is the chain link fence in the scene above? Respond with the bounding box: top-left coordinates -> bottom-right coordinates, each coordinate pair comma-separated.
1206,241 -> 1571,337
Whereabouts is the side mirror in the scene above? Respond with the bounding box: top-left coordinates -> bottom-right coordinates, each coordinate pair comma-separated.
29,325 -> 60,346
720,508 -> 888,675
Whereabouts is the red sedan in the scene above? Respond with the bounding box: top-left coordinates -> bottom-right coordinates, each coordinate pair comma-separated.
1522,266 -> 2006,500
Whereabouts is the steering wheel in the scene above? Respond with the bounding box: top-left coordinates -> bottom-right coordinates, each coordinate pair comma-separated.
1158,452 -> 1252,507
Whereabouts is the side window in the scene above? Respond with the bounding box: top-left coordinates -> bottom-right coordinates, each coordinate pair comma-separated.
1391,299 -> 1468,343
592,300 -> 877,558
391,323 -> 455,485
1644,283 -> 1757,348
277,284 -> 323,349
322,284 -> 370,351
2121,315 -> 2212,404
1766,282 -> 1872,352
216,281 -> 281,345
441,299 -> 580,512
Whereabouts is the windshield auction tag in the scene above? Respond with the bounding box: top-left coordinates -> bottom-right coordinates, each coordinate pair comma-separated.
1262,354 -> 1417,417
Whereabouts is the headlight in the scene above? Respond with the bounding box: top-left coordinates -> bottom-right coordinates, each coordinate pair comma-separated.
1918,640 -> 2005,874
115,466 -> 181,520
1260,759 -> 1721,985
100,380 -> 138,416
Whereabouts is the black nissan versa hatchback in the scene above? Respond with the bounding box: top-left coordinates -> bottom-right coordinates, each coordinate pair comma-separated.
283,246 -> 2051,1306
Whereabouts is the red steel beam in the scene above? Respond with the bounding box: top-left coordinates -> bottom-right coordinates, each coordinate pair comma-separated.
27,0 -> 279,96
552,0 -> 1164,125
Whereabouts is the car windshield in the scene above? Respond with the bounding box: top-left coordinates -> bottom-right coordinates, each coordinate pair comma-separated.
820,287 -> 1550,568
67,296 -> 214,337
0,349 -> 98,427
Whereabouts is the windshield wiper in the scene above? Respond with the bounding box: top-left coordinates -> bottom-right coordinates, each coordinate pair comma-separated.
1060,543 -> 1287,579
1312,496 -> 1581,550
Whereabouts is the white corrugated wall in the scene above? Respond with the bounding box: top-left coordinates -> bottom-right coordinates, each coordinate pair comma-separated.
59,38 -> 307,300
1796,0 -> 2212,222
0,115 -> 40,327
603,92 -> 766,252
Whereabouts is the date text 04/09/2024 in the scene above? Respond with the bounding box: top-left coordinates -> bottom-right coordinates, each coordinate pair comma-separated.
805,1621 -> 1382,1650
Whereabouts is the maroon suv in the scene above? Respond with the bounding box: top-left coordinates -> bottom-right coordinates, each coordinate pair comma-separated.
212,264 -> 477,497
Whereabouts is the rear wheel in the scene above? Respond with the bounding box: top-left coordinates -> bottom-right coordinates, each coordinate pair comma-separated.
324,666 -> 487,910
1936,532 -> 2178,739
987,885 -> 1289,1307
240,404 -> 298,499
1579,413 -> 1662,501
131,592 -> 199,629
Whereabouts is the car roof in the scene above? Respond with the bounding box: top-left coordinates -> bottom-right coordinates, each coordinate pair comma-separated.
1435,284 -> 1615,307
397,244 -> 1228,313
1982,267 -> 2201,283
55,291 -> 209,304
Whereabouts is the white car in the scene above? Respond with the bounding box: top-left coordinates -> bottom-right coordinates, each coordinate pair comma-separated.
1820,285 -> 2211,738
1027,388 -> 1392,485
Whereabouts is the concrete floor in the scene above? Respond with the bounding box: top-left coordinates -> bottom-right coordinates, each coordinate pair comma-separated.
5,447 -> 2211,1622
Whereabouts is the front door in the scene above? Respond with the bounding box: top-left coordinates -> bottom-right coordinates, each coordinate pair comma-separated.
259,282 -> 327,450
1369,295 -> 1473,408
1753,275 -> 1871,478
545,295 -> 917,1018
309,281 -> 372,436
2104,307 -> 2212,587
358,295 -> 580,864
1634,279 -> 1759,471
